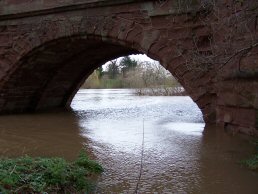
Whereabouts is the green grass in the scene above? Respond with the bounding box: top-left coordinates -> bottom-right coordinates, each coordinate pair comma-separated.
0,151 -> 103,193
242,154 -> 258,171
241,139 -> 258,171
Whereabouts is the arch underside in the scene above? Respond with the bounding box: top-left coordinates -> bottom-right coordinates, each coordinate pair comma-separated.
0,37 -> 138,113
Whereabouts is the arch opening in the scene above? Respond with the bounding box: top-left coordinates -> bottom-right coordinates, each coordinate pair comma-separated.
81,54 -> 186,97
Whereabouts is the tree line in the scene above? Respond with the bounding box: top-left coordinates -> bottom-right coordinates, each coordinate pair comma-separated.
82,56 -> 185,96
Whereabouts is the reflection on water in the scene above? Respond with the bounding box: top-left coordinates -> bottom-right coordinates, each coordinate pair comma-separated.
0,112 -> 85,160
0,89 -> 257,193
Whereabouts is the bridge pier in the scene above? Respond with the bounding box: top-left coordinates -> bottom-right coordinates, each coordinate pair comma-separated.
216,80 -> 258,136
214,45 -> 258,136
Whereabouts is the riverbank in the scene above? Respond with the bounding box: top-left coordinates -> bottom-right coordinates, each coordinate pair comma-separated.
0,151 -> 103,193
134,87 -> 187,96
242,140 -> 258,171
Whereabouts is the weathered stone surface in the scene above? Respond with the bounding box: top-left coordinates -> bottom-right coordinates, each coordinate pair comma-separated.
0,0 -> 257,136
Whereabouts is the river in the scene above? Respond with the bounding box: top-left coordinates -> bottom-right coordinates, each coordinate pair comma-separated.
0,89 -> 257,193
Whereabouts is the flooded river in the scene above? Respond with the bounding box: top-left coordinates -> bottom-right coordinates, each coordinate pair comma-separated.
0,89 -> 257,193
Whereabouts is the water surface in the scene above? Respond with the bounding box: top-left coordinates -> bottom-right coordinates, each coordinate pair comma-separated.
0,89 -> 257,193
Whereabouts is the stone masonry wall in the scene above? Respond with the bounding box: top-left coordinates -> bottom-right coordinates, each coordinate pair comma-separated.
0,0 -> 257,136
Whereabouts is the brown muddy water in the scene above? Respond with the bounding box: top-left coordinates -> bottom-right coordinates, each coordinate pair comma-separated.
0,89 -> 257,193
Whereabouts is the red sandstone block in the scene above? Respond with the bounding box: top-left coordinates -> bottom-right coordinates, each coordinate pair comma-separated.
217,106 -> 256,127
151,16 -> 173,28
140,29 -> 160,51
167,56 -> 186,71
217,92 -> 239,107
225,123 -> 257,136
117,21 -> 135,40
12,37 -> 34,56
190,72 -> 211,87
190,88 -> 207,102
240,54 -> 258,70
104,21 -> 120,39
0,58 -> 11,72
148,39 -> 168,57
192,25 -> 211,37
168,27 -> 191,40
195,93 -> 214,109
5,0 -> 30,4
0,34 -> 12,47
182,71 -> 195,83
105,3 -> 141,14
171,15 -> 192,25
233,109 -> 256,127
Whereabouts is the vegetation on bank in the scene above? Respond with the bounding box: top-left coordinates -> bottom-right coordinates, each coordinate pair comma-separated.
0,151 -> 103,193
82,56 -> 185,96
241,140 -> 258,171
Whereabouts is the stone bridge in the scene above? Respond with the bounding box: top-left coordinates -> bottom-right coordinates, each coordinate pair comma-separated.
0,0 -> 257,135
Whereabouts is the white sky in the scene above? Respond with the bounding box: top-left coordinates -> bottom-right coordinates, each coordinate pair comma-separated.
103,54 -> 157,69
130,54 -> 157,62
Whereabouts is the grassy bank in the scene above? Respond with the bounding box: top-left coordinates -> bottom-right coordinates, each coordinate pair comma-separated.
241,140 -> 258,171
0,151 -> 103,193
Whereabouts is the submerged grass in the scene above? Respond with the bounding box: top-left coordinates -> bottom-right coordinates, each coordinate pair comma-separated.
241,139 -> 258,171
0,151 -> 103,193
242,154 -> 258,170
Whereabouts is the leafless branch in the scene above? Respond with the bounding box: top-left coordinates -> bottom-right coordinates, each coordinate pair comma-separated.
219,41 -> 258,70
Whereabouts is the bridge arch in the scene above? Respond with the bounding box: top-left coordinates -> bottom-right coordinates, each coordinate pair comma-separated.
0,0 -> 257,135
0,15 -> 216,124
